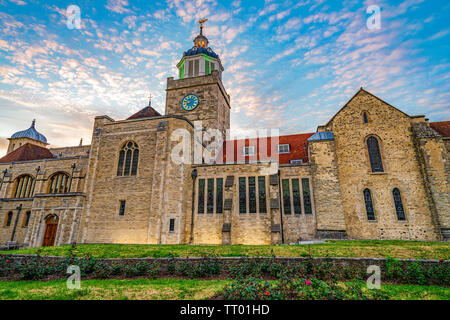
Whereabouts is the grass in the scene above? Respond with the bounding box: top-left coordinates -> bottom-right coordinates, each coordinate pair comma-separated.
1,240 -> 449,260
0,279 -> 448,300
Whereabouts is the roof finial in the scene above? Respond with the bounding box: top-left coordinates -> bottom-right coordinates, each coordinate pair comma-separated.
79,138 -> 83,146
148,93 -> 152,107
31,119 -> 36,127
198,18 -> 208,35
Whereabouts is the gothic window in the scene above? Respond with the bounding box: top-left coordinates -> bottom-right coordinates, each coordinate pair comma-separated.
258,176 -> 267,214
23,211 -> 31,227
5,211 -> 13,227
14,175 -> 35,198
364,188 -> 375,221
282,179 -> 291,214
367,136 -> 384,173
216,178 -> 223,214
117,141 -> 139,176
393,188 -> 406,221
198,179 -> 205,214
292,179 -> 302,214
207,178 -> 214,214
49,172 -> 70,194
363,112 -> 368,124
302,178 -> 312,214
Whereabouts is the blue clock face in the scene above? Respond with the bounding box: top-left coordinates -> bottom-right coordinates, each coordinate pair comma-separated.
181,94 -> 199,111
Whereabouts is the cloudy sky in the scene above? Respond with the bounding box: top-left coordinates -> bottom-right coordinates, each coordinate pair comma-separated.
0,0 -> 449,156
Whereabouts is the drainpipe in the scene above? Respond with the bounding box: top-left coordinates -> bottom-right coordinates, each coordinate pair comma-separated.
277,170 -> 285,244
190,169 -> 198,244
31,166 -> 40,197
0,169 -> 7,193
69,163 -> 76,192
10,204 -> 22,242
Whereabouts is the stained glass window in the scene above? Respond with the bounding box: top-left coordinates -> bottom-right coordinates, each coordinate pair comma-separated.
198,179 -> 205,214
249,177 -> 256,213
207,178 -> 214,214
393,188 -> 406,221
292,179 -> 302,214
216,178 -> 223,214
49,173 -> 70,194
258,176 -> 267,214
117,141 -> 139,176
367,137 -> 384,173
302,178 -> 312,214
239,177 -> 246,214
14,175 -> 35,198
364,189 -> 375,221
282,179 -> 291,214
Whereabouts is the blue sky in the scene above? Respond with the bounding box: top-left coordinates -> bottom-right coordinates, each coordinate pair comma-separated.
0,0 -> 449,155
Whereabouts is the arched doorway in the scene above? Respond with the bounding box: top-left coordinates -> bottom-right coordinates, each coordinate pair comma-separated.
42,215 -> 59,247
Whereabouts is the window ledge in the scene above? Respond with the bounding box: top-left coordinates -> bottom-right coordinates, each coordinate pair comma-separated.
369,172 -> 387,175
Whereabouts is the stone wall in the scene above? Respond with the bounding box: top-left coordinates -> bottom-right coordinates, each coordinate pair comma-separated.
192,163 -> 316,245
77,115 -> 195,245
0,156 -> 88,246
327,90 -> 440,240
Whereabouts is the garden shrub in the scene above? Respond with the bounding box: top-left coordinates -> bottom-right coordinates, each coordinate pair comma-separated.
223,276 -> 389,300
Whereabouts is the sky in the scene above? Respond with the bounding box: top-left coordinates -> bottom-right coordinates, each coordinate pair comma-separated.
0,0 -> 449,156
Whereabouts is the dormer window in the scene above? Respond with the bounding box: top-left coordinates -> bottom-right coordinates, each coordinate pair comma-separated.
243,146 -> 255,156
277,144 -> 290,154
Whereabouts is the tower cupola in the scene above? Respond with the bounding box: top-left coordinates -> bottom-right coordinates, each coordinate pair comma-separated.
177,18 -> 224,79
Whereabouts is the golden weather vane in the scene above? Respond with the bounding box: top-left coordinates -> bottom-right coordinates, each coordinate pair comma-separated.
198,18 -> 208,33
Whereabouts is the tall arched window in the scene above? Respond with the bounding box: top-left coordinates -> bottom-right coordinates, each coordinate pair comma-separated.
367,136 -> 384,173
49,172 -> 70,194
363,188 -> 375,221
14,175 -> 35,198
23,211 -> 31,227
5,211 -> 13,227
393,188 -> 406,221
363,112 -> 368,124
117,141 -> 139,176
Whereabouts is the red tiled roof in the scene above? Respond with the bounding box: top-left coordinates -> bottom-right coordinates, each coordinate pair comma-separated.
216,133 -> 314,164
127,106 -> 161,120
0,143 -> 54,163
430,121 -> 450,137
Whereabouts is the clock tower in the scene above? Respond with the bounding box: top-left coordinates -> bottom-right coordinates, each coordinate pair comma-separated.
165,19 -> 230,137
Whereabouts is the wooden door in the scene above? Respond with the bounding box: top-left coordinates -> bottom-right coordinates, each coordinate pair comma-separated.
42,215 -> 58,247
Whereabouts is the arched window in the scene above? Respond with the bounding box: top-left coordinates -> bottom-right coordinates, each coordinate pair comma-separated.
5,211 -> 13,227
14,175 -> 35,198
117,141 -> 139,176
363,112 -> 368,124
23,211 -> 31,227
48,172 -> 70,194
393,188 -> 406,221
363,188 -> 375,221
367,136 -> 384,173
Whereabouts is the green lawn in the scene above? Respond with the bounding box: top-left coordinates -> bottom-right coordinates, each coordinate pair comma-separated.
0,279 -> 448,300
1,240 -> 449,259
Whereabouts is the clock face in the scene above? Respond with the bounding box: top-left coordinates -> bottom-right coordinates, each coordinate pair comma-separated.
181,94 -> 199,111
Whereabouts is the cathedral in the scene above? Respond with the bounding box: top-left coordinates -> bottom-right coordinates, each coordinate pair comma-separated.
0,23 -> 449,248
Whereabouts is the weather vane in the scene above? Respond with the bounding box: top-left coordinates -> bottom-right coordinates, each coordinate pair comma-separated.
198,18 -> 208,34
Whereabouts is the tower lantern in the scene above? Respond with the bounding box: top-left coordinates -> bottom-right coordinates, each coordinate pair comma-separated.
177,18 -> 224,79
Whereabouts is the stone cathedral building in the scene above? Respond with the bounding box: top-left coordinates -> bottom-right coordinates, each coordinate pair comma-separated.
0,24 -> 449,248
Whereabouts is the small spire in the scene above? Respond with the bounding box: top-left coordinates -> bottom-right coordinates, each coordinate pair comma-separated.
79,138 -> 83,146
148,93 -> 152,107
31,119 -> 36,127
